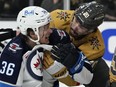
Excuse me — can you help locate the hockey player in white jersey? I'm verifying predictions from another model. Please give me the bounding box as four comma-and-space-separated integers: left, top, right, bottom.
0, 6, 58, 87
0, 6, 80, 87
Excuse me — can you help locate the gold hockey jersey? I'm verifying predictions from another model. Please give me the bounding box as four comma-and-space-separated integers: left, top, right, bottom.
44, 9, 105, 86
50, 9, 105, 60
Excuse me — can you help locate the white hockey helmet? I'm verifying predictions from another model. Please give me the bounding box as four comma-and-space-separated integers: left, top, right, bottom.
17, 6, 51, 44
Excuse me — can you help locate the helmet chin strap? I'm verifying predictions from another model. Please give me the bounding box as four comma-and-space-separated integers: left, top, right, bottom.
28, 37, 40, 44
28, 26, 41, 44
28, 32, 40, 45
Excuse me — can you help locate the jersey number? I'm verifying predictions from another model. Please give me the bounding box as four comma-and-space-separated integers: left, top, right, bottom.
0, 61, 15, 76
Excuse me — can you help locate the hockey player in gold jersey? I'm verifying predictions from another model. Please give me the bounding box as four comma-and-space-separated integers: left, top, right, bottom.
106, 47, 116, 87
43, 1, 109, 87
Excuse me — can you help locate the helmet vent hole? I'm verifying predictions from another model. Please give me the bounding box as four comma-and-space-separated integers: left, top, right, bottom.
37, 22, 40, 23
22, 16, 26, 18
35, 28, 37, 31
35, 13, 38, 15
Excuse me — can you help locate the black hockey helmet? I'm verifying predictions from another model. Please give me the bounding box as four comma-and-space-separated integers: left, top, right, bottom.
74, 1, 105, 30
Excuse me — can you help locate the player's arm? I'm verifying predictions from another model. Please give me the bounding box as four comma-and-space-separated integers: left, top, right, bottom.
51, 43, 93, 84
43, 51, 80, 86
0, 28, 17, 52
43, 28, 80, 86
0, 28, 20, 42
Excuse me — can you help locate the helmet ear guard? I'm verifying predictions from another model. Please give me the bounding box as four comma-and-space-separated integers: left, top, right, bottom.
74, 1, 106, 30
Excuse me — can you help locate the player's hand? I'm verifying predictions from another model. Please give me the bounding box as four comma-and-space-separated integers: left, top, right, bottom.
51, 43, 79, 69
51, 43, 87, 74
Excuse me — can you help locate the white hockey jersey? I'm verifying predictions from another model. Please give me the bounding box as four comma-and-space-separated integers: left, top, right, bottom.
0, 34, 58, 87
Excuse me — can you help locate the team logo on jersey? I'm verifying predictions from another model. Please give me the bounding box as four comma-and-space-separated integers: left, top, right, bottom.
56, 11, 70, 21
57, 30, 66, 40
9, 43, 22, 52
26, 50, 43, 80
89, 36, 101, 50
33, 58, 43, 71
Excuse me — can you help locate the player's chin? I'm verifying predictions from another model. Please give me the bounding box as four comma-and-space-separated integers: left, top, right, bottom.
40, 38, 49, 44
70, 30, 78, 37
45, 38, 50, 44
45, 37, 50, 44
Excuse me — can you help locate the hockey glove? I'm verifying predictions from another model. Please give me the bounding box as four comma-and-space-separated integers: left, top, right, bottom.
51, 43, 86, 74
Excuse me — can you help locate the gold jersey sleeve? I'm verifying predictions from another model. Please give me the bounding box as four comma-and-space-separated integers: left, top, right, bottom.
109, 48, 116, 82
110, 63, 116, 82
43, 51, 80, 86
50, 9, 105, 60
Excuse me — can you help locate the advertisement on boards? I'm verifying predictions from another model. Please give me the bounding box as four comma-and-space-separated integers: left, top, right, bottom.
98, 22, 116, 66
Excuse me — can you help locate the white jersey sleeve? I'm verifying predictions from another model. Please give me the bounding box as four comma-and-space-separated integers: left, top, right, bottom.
72, 60, 93, 84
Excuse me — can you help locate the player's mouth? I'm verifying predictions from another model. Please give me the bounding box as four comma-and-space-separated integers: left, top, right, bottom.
45, 36, 49, 40
70, 28, 78, 36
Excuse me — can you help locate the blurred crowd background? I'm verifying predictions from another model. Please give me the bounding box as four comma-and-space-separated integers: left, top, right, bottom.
0, 0, 116, 21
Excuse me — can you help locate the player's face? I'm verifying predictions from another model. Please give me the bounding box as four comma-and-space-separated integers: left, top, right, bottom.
70, 17, 91, 38
39, 23, 53, 44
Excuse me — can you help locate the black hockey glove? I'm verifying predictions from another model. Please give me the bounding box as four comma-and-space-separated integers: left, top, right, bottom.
49, 28, 71, 45
51, 43, 85, 74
